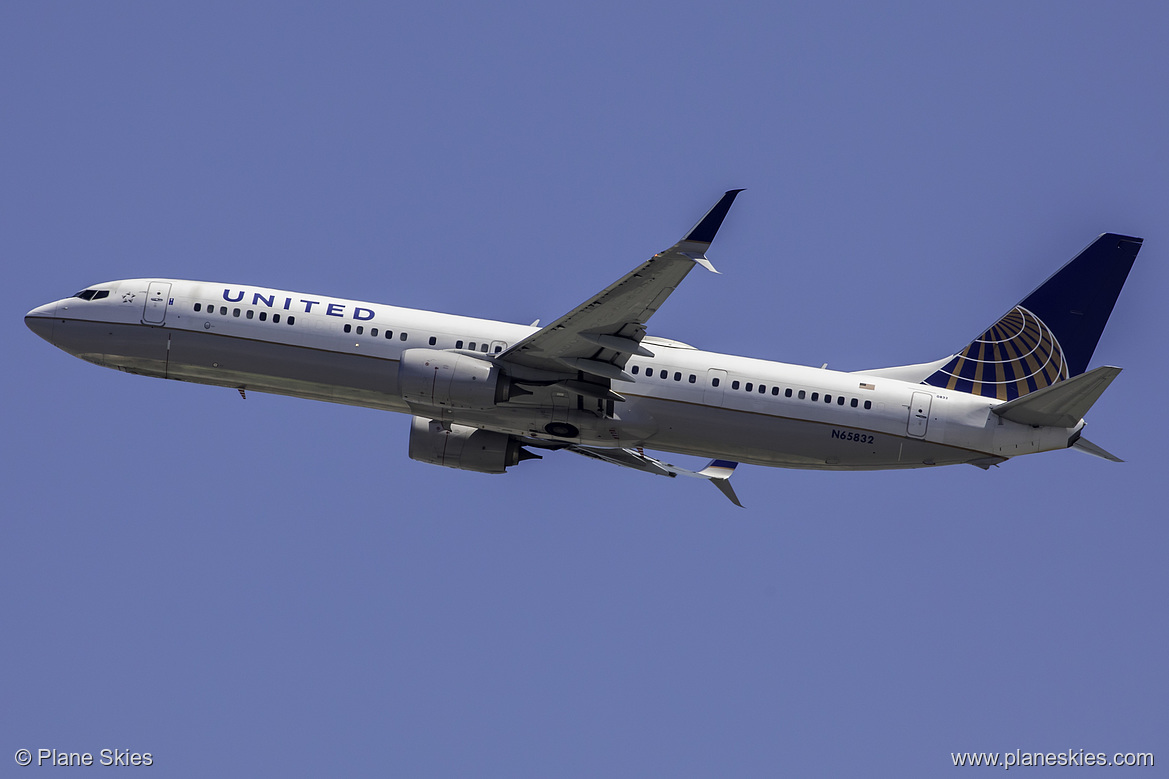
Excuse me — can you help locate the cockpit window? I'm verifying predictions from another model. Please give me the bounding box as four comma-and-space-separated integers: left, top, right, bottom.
72, 289, 110, 300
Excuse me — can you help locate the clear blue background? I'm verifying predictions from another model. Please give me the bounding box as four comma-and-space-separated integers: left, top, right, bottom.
3, 3, 1166, 775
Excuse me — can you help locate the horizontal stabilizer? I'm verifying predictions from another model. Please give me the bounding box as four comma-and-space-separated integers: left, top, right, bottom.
1072, 436, 1124, 463
992, 365, 1121, 428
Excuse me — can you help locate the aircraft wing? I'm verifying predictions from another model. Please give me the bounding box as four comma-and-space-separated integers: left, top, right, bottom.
563, 445, 744, 507
496, 190, 743, 387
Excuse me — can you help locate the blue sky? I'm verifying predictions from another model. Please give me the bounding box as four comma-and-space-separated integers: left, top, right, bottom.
3, 3, 1166, 775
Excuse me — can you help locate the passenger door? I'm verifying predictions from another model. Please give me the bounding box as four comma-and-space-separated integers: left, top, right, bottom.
142, 282, 171, 325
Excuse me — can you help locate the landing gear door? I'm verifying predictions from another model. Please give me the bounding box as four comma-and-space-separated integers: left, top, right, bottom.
143, 282, 171, 325
907, 391, 932, 437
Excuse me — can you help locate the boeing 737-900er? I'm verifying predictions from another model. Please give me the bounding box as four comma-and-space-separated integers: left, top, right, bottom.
26, 191, 1141, 506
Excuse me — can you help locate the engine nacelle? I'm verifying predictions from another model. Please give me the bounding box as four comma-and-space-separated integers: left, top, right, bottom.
408, 416, 528, 474
398, 348, 509, 409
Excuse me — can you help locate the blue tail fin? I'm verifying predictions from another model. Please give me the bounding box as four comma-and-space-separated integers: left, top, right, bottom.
923, 234, 1141, 400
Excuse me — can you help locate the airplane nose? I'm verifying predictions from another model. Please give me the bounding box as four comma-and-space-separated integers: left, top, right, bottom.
25, 302, 58, 344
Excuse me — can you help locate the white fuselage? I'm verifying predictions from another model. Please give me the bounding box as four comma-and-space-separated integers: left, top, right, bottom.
25, 278, 1081, 470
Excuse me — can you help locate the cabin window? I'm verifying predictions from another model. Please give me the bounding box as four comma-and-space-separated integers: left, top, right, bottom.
711, 378, 720, 387
732, 380, 740, 390
385, 331, 393, 339
688, 374, 696, 384
631, 366, 639, 375
259, 312, 267, 321
220, 306, 228, 315
674, 372, 681, 381
356, 326, 364, 335
851, 398, 858, 408
371, 328, 378, 337
456, 340, 464, 349
273, 314, 281, 323
246, 310, 254, 320
344, 324, 352, 333
480, 343, 488, 352
287, 316, 295, 325
824, 394, 831, 403
837, 396, 845, 405
798, 390, 806, 400
759, 384, 766, 394
745, 382, 753, 392
494, 345, 503, 353
193, 303, 201, 312
400, 332, 407, 341
785, 388, 792, 397
772, 386, 779, 396
811, 392, 819, 401
864, 400, 872, 410
468, 342, 476, 350
233, 308, 240, 317
429, 336, 437, 346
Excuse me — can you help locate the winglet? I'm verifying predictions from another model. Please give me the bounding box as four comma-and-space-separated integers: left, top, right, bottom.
683, 189, 744, 244
698, 459, 743, 508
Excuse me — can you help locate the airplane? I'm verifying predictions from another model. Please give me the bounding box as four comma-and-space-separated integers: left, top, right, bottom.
25, 191, 1141, 506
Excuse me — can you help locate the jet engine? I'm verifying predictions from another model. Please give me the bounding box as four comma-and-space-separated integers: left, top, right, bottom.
398, 349, 511, 409
408, 416, 537, 474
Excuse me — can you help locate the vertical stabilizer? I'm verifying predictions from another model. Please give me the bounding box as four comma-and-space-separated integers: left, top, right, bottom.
922, 234, 1141, 400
